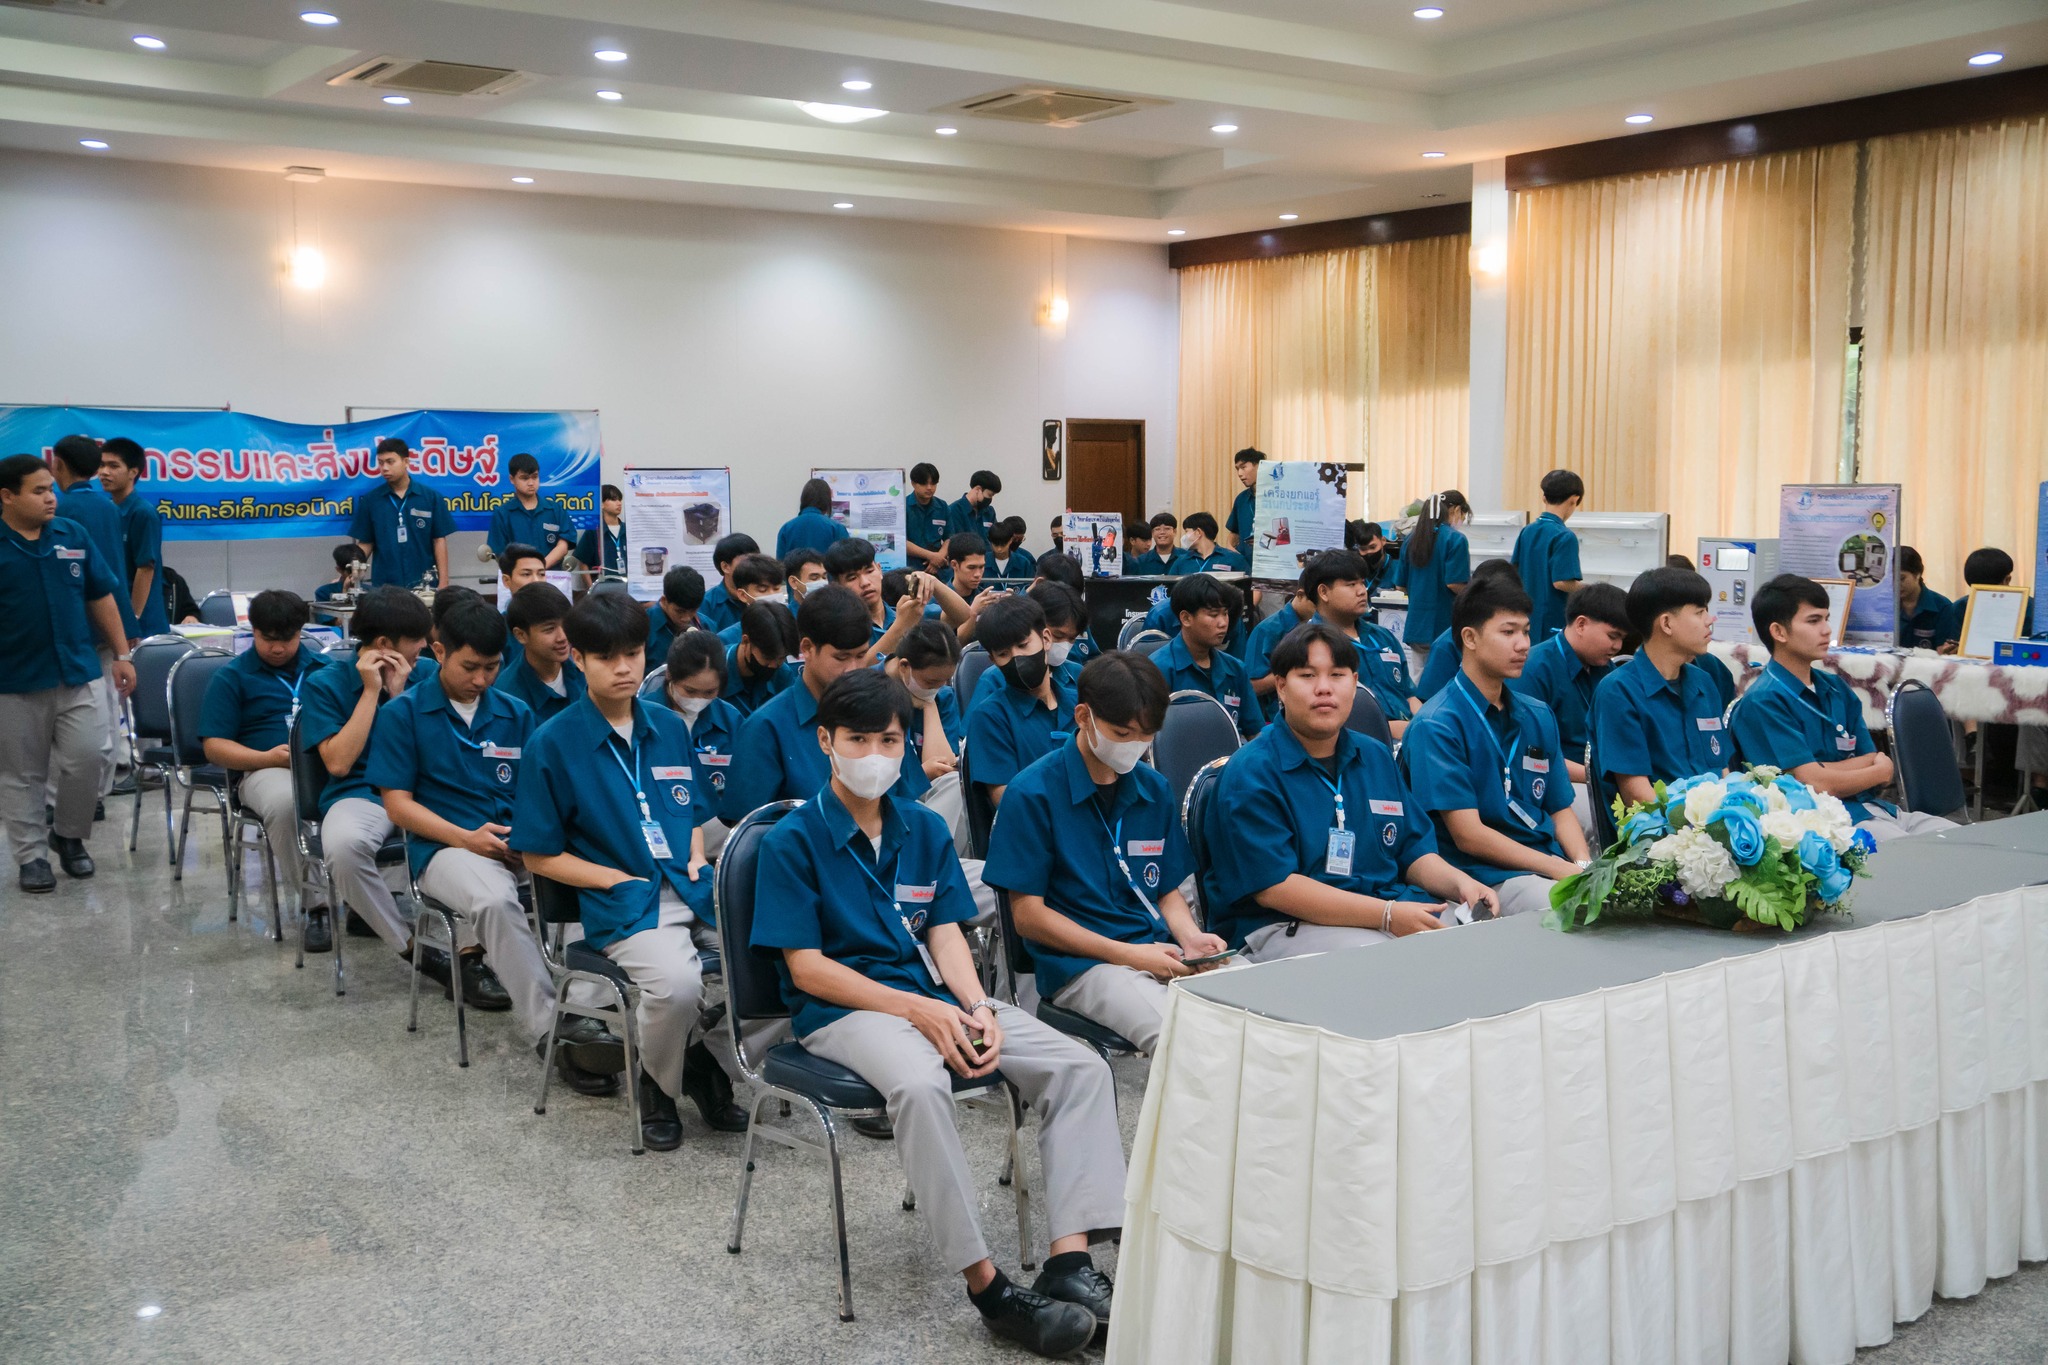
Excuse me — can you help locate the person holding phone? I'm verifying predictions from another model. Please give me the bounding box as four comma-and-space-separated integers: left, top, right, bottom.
822, 536, 970, 660
984, 652, 1227, 1052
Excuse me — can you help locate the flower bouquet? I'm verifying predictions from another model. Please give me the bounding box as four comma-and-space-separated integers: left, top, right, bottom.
1547, 765, 1876, 933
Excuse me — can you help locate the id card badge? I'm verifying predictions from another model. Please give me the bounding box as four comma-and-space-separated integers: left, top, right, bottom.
395, 520, 409, 544
640, 820, 673, 860
1506, 796, 1540, 829
913, 938, 944, 987
1835, 734, 1857, 752
1325, 827, 1355, 877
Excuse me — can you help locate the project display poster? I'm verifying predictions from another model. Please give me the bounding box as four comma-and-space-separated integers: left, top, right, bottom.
1063, 513, 1123, 578
1250, 460, 1349, 582
1776, 483, 1901, 645
813, 468, 907, 571
622, 467, 731, 601
2036, 482, 2048, 637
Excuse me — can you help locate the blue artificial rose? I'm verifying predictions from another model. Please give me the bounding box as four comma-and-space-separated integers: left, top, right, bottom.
1664, 775, 1703, 800
1798, 830, 1839, 879
1722, 786, 1768, 815
1620, 808, 1669, 844
1851, 827, 1877, 857
1775, 775, 1816, 812
1818, 864, 1854, 901
1717, 806, 1766, 866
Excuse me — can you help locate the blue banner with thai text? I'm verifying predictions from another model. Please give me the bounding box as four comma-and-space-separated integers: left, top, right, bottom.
0, 406, 602, 540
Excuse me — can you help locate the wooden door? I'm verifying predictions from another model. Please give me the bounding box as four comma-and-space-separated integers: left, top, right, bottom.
1065, 420, 1145, 526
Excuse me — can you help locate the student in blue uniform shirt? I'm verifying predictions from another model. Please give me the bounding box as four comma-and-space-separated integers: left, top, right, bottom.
905, 462, 952, 571
350, 437, 453, 589
495, 583, 586, 722
1205, 624, 1497, 961
751, 667, 1124, 1357
967, 585, 1083, 716
367, 599, 622, 1093
660, 628, 747, 855
964, 595, 1076, 805
312, 543, 367, 625
514, 593, 748, 1149
1591, 566, 1729, 810
97, 437, 169, 639
497, 542, 550, 602
1246, 587, 1317, 720
1167, 512, 1249, 574
780, 547, 827, 613
985, 518, 1036, 584
50, 436, 138, 791
776, 478, 851, 560
573, 483, 627, 582
1399, 576, 1591, 919
1126, 513, 1178, 576
1894, 546, 1950, 649
1413, 560, 1523, 701
645, 564, 705, 673
826, 537, 970, 657
0, 454, 135, 892
696, 533, 761, 636
1225, 447, 1263, 550
1933, 547, 2031, 651
723, 600, 799, 717
1731, 575, 1956, 841
986, 652, 1227, 1052
1395, 489, 1472, 672
1154, 574, 1261, 740
885, 622, 971, 847
1350, 520, 1399, 593
945, 469, 1002, 539
1276, 549, 1420, 737
486, 453, 574, 567
1508, 581, 1628, 828
198, 590, 327, 929
1511, 469, 1584, 641
1693, 647, 1739, 710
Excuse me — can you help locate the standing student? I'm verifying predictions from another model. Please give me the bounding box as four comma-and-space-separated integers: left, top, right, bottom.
497, 543, 549, 599
645, 565, 706, 673
985, 652, 1228, 1052
1511, 469, 1585, 641
1894, 546, 1950, 650
1225, 448, 1263, 549
350, 437, 453, 589
573, 483, 628, 581
1732, 575, 1955, 840
1395, 489, 1472, 674
963, 594, 1076, 806
662, 628, 745, 856
485, 453, 573, 567
1349, 521, 1399, 593
696, 533, 761, 636
1155, 574, 1262, 739
50, 435, 137, 791
752, 668, 1123, 1357
1399, 576, 1591, 918
723, 600, 799, 717
905, 463, 951, 570
197, 590, 328, 935
946, 470, 1002, 540
1167, 513, 1249, 574
1590, 566, 1727, 808
495, 582, 586, 722
1206, 624, 1497, 961
1127, 513, 1179, 576
776, 478, 850, 560
1046, 516, 1065, 557
985, 519, 1036, 584
0, 454, 135, 892
313, 543, 368, 624
1507, 581, 1628, 828
514, 592, 747, 1149
97, 437, 169, 639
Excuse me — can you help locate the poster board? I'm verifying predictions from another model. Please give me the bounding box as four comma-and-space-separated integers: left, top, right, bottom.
1249, 461, 1348, 582
1698, 538, 1780, 645
813, 468, 907, 572
1063, 513, 1123, 578
1777, 484, 1900, 645
1813, 578, 1855, 645
621, 467, 731, 601
1957, 586, 2029, 659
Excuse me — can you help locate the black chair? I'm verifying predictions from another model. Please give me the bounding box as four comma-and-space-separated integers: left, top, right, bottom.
1126, 629, 1170, 655
716, 801, 1029, 1322
1585, 736, 1619, 849
639, 664, 669, 699
1346, 685, 1393, 748
953, 644, 991, 711
530, 875, 648, 1153
1888, 680, 1970, 822
166, 649, 280, 934
1179, 758, 1230, 931
287, 718, 410, 993
127, 634, 194, 857
590, 580, 633, 599
196, 590, 241, 627
990, 884, 1141, 1057
1154, 691, 1241, 810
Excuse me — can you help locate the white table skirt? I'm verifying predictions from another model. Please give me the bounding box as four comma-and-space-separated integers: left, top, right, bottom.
1107, 884, 2048, 1365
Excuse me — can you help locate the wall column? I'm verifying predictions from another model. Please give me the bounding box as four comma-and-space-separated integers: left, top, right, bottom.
1467, 156, 1510, 508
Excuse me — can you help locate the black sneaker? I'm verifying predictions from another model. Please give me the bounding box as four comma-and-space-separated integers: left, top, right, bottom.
110, 771, 139, 797
680, 1041, 747, 1131
344, 909, 379, 939
976, 1280, 1097, 1358
19, 859, 55, 894
452, 953, 512, 1011
405, 943, 453, 990
50, 836, 94, 879
302, 907, 334, 954
93, 800, 105, 822
637, 1070, 683, 1151
1032, 1258, 1114, 1329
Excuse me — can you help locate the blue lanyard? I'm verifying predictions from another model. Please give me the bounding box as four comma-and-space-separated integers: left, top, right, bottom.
604, 730, 653, 821
845, 840, 930, 951
1305, 760, 1348, 829
389, 489, 410, 516
1552, 634, 1592, 707
275, 663, 310, 715
1092, 804, 1163, 922
1452, 674, 1521, 797
1762, 666, 1848, 737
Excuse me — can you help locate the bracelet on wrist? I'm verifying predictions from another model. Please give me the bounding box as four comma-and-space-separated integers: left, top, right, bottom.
1380, 900, 1394, 935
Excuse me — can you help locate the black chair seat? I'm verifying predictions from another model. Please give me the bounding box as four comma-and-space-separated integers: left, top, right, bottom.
760, 1041, 1002, 1111
564, 938, 633, 988
139, 744, 175, 767
1037, 1000, 1139, 1054
375, 835, 407, 865
191, 763, 230, 790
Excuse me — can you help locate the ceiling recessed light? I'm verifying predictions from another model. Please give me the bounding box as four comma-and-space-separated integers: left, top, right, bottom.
1210, 123, 1238, 134
795, 101, 887, 123
79, 139, 109, 150
935, 126, 958, 136
1167, 228, 1186, 236
1414, 6, 1445, 17
511, 176, 534, 184
136, 1306, 163, 1320
594, 49, 628, 62
382, 94, 411, 105
841, 80, 872, 91
1625, 113, 1654, 124
832, 201, 854, 209
1422, 150, 1445, 158
1279, 213, 1299, 221
1969, 51, 2005, 66
299, 11, 339, 25
596, 89, 623, 101
131, 35, 166, 49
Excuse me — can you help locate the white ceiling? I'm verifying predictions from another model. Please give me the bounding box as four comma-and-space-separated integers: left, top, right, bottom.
0, 0, 2040, 239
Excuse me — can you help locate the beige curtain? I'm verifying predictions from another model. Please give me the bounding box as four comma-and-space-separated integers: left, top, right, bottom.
1369, 234, 1472, 514
1507, 147, 1856, 558
1861, 114, 2048, 593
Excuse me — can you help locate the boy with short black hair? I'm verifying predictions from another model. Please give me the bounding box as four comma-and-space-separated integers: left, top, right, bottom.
487, 453, 573, 567
724, 600, 798, 716
947, 470, 1002, 539
1128, 513, 1179, 577
827, 537, 969, 655
1591, 566, 1727, 808
573, 483, 627, 581
964, 594, 1075, 806
97, 436, 169, 638
1225, 448, 1263, 549
497, 582, 586, 721
986, 518, 1036, 583
698, 533, 761, 635
314, 542, 368, 623
1511, 468, 1585, 640
780, 547, 827, 611
1255, 549, 1419, 737
1168, 511, 1249, 574
777, 478, 850, 560
1895, 546, 1949, 650
1413, 559, 1523, 702
351, 437, 452, 589
647, 564, 706, 672
1157, 573, 1261, 739
498, 542, 549, 598
906, 462, 950, 569
1935, 547, 2028, 652
1508, 580, 1628, 825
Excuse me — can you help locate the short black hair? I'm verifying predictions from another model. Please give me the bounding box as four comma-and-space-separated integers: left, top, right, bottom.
910, 462, 940, 485
667, 627, 728, 685
375, 437, 408, 457
1269, 621, 1358, 677
977, 593, 1046, 656
740, 599, 796, 657
0, 452, 48, 493
331, 542, 367, 570
506, 581, 572, 633
881, 568, 912, 603
53, 434, 100, 478
1471, 557, 1521, 588
823, 537, 876, 580
1626, 566, 1712, 638
1540, 469, 1584, 504
945, 532, 988, 564
102, 436, 145, 471
1301, 548, 1368, 602
1169, 572, 1242, 621
986, 520, 1019, 551
1964, 547, 2014, 586
1666, 553, 1697, 571
1026, 581, 1084, 634
968, 469, 1002, 495
430, 585, 483, 631
1565, 581, 1629, 632
1751, 573, 1830, 646
1147, 511, 1179, 532
1232, 447, 1265, 468
800, 477, 832, 513
497, 542, 545, 576
1897, 545, 1925, 577
247, 588, 309, 639
1033, 551, 1083, 592
563, 589, 647, 657
816, 666, 913, 738
350, 585, 432, 645
897, 621, 961, 672
1078, 652, 1169, 732
1452, 573, 1533, 639
601, 483, 622, 502
797, 583, 873, 651
713, 533, 758, 572
508, 452, 539, 477
661, 564, 706, 610
731, 553, 784, 593
782, 546, 824, 580
1182, 511, 1218, 540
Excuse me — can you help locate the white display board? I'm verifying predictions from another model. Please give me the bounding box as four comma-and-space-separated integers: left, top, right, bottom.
1958, 586, 2029, 660
1249, 460, 1348, 581
1063, 513, 1123, 578
621, 467, 731, 601
813, 467, 907, 571
1465, 511, 1528, 564
1571, 512, 1669, 590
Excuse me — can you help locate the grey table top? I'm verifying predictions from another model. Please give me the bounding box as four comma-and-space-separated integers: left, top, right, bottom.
1182, 814, 2048, 1043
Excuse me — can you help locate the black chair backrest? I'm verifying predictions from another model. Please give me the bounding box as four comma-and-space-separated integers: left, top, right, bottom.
1154, 692, 1241, 809
1116, 617, 1149, 650
197, 591, 239, 627
131, 635, 195, 742
1585, 734, 1619, 848
640, 664, 669, 698
954, 644, 991, 711
288, 718, 328, 823
590, 580, 632, 598
1136, 633, 1172, 658
993, 886, 1035, 987
1346, 685, 1392, 747
1180, 758, 1229, 929
323, 642, 358, 668
167, 649, 234, 765
961, 739, 996, 861
532, 873, 581, 926
715, 801, 804, 1030
1889, 680, 1969, 820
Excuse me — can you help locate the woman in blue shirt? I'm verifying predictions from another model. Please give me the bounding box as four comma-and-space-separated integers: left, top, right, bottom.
1395, 489, 1472, 670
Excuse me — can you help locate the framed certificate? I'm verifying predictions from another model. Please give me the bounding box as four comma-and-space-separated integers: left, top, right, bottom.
1812, 578, 1855, 646
1957, 585, 2029, 659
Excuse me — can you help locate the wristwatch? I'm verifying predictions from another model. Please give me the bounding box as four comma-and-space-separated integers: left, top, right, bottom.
968, 998, 1000, 1016
114, 652, 134, 663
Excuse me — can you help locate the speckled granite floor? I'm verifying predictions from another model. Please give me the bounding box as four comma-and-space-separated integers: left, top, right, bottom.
1, 792, 2042, 1364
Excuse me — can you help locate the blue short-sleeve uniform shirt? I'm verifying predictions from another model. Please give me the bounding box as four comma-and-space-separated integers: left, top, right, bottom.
906, 495, 951, 555
487, 495, 574, 558
1400, 675, 1575, 886
0, 516, 123, 694
1414, 628, 1462, 701
696, 581, 741, 636
1591, 651, 1727, 790
964, 671, 1076, 789
1167, 545, 1250, 575
349, 479, 453, 588
719, 679, 930, 823
905, 686, 965, 767
55, 483, 138, 639
1155, 634, 1262, 739
946, 495, 997, 539
493, 651, 587, 723
575, 520, 628, 577
722, 644, 798, 717
1225, 486, 1257, 546
1899, 589, 1952, 649
1126, 548, 1174, 577
671, 694, 744, 810
1507, 631, 1608, 758
1512, 513, 1581, 640
1395, 526, 1470, 647
298, 655, 436, 815
366, 679, 535, 875
1308, 614, 1416, 725
113, 492, 170, 637
986, 548, 1036, 584
1729, 660, 1890, 821
199, 645, 326, 751
775, 509, 849, 561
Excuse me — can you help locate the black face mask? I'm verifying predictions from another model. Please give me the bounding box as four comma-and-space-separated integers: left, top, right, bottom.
1001, 651, 1048, 693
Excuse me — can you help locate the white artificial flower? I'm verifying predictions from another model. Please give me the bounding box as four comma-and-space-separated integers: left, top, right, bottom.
1670, 826, 1738, 898
1646, 835, 1681, 864
1807, 792, 1854, 850
1763, 784, 1790, 814
1683, 782, 1728, 830
1759, 809, 1807, 848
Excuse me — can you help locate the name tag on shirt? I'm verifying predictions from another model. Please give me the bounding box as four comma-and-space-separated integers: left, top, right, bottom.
1835, 735, 1858, 752
1506, 797, 1541, 829
56, 547, 85, 560
1522, 755, 1549, 773
543, 522, 561, 533
411, 508, 431, 520
895, 883, 936, 903
1368, 799, 1403, 817
1696, 717, 1723, 731
1127, 840, 1165, 857
482, 744, 521, 760
651, 765, 692, 780
1379, 649, 1401, 663
698, 753, 731, 767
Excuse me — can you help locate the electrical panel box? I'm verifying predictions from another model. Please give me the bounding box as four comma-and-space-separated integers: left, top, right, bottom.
1571, 512, 1669, 590
1698, 538, 1780, 645
1465, 511, 1528, 564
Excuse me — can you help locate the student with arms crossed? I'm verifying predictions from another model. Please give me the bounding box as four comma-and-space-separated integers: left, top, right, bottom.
1731, 575, 1955, 840
1399, 576, 1592, 918
495, 582, 586, 722
1154, 573, 1262, 740
1224, 447, 1263, 550
1208, 624, 1497, 961
904, 462, 951, 571
752, 668, 1124, 1357
964, 594, 1076, 807
486, 453, 573, 567
1511, 468, 1584, 641
1590, 566, 1728, 809
644, 565, 705, 674
1507, 580, 1628, 829
985, 652, 1228, 1051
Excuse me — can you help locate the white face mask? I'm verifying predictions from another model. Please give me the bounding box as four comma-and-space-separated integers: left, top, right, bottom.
1045, 641, 1073, 669
830, 748, 899, 800
672, 693, 713, 719
1088, 720, 1150, 775
801, 577, 830, 595
902, 675, 942, 702
1181, 531, 1198, 549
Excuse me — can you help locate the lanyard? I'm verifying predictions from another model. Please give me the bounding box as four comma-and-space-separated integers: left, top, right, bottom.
1093, 805, 1164, 922
604, 731, 653, 822
1306, 760, 1348, 829
846, 840, 931, 956
389, 489, 410, 516
605, 523, 623, 563
1452, 674, 1522, 799
1763, 666, 1848, 737
275, 662, 310, 718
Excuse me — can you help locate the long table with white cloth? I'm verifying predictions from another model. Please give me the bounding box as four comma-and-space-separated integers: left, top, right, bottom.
1107, 815, 2048, 1365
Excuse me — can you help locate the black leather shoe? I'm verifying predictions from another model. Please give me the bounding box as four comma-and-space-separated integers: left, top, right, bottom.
976, 1280, 1097, 1358
344, 909, 379, 939
637, 1070, 684, 1151
1032, 1259, 1115, 1329
110, 771, 139, 797
406, 944, 453, 990
93, 800, 105, 822
555, 1017, 626, 1076
451, 953, 512, 1011
51, 836, 94, 879
850, 1114, 895, 1140
680, 1041, 747, 1131
537, 1038, 620, 1096
19, 859, 55, 894
302, 907, 334, 954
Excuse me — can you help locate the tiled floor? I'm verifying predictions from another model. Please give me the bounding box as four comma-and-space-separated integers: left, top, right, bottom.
1, 791, 2042, 1363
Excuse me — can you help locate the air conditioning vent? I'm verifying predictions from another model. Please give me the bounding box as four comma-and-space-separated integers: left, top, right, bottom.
940, 86, 1162, 128
328, 57, 534, 98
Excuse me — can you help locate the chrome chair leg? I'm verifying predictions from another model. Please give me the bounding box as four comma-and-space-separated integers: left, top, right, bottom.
618, 982, 643, 1156
127, 775, 143, 852
406, 927, 424, 1034
173, 784, 195, 881
162, 774, 174, 860
820, 1106, 856, 1322
727, 1090, 773, 1254
262, 832, 283, 942
450, 935, 470, 1069
534, 977, 571, 1116
222, 805, 239, 921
